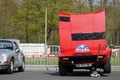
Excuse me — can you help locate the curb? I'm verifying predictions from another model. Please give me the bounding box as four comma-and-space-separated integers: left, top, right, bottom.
112, 66, 120, 71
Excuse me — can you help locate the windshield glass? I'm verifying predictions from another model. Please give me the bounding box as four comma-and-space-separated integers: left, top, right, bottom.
0, 40, 13, 50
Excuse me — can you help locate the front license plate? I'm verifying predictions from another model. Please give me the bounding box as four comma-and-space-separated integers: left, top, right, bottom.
75, 64, 92, 67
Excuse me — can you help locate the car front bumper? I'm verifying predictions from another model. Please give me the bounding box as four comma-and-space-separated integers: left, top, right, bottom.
0, 64, 9, 70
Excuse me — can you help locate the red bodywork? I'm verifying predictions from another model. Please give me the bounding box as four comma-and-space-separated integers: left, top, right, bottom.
58, 10, 112, 68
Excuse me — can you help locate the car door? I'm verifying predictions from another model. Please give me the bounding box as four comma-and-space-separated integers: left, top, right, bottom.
13, 42, 22, 68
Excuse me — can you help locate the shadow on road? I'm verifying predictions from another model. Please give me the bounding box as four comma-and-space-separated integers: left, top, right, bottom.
45, 70, 109, 77
0, 69, 23, 75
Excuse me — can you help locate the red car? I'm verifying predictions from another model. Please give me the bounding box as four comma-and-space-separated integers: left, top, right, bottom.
58, 10, 112, 76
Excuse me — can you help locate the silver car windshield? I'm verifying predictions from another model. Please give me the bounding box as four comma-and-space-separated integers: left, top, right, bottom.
0, 41, 13, 50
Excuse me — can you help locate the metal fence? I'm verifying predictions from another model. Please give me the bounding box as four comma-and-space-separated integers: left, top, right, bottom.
111, 46, 120, 66
20, 45, 120, 66
20, 45, 59, 65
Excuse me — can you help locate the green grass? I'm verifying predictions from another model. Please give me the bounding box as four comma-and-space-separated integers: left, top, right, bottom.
25, 57, 58, 65
111, 56, 120, 66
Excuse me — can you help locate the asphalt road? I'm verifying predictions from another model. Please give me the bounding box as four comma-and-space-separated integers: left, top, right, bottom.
0, 66, 120, 80
0, 70, 120, 80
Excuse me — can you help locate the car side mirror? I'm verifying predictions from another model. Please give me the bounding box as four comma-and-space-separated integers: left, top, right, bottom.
16, 49, 20, 53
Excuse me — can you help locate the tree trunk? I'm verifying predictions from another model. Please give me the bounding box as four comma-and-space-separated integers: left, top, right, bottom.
88, 0, 94, 12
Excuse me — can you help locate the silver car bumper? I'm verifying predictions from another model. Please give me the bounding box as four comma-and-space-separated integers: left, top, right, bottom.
0, 64, 9, 70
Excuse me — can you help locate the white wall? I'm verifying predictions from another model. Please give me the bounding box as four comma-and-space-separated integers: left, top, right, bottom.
19, 43, 50, 54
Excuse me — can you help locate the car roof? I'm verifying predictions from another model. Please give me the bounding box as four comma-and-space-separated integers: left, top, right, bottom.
0, 39, 20, 45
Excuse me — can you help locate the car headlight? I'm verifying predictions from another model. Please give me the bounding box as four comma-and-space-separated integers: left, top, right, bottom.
0, 54, 8, 64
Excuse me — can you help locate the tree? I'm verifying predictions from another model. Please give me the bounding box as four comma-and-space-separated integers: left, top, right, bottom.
13, 0, 45, 43
0, 0, 18, 39
0, 0, 120, 45
88, 0, 94, 12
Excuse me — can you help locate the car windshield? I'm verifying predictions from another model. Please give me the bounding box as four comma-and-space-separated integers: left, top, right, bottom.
0, 40, 13, 50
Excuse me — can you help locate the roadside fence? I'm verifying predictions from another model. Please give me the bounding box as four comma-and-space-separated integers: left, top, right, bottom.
20, 44, 59, 65
19, 44, 120, 66
111, 46, 120, 66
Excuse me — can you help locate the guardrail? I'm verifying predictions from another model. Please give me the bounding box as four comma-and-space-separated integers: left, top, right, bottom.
20, 45, 120, 66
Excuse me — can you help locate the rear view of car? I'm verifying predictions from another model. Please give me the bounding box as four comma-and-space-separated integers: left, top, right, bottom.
58, 10, 112, 76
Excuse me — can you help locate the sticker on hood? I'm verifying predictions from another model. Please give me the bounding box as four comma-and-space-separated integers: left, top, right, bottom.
75, 44, 90, 52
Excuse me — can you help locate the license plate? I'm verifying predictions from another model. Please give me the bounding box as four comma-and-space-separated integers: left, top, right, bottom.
75, 64, 92, 67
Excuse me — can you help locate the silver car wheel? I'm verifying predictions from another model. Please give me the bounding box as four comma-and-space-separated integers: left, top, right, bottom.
10, 61, 13, 72
18, 60, 25, 72
6, 59, 14, 74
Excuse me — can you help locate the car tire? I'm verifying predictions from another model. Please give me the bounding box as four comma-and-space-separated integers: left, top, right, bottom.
104, 58, 111, 73
59, 61, 67, 76
6, 59, 14, 74
18, 60, 25, 72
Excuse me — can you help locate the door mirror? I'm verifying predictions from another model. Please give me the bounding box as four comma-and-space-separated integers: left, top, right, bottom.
15, 48, 20, 53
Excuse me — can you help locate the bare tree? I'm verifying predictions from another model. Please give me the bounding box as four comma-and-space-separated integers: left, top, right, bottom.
88, 0, 94, 12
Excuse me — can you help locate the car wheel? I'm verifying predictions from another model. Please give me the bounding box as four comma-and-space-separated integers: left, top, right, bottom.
59, 61, 67, 76
104, 58, 111, 73
6, 59, 14, 74
18, 60, 25, 72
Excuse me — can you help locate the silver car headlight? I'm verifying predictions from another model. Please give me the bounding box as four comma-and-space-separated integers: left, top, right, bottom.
0, 54, 8, 64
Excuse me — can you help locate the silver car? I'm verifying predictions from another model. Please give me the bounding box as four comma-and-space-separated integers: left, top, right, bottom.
0, 39, 25, 74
